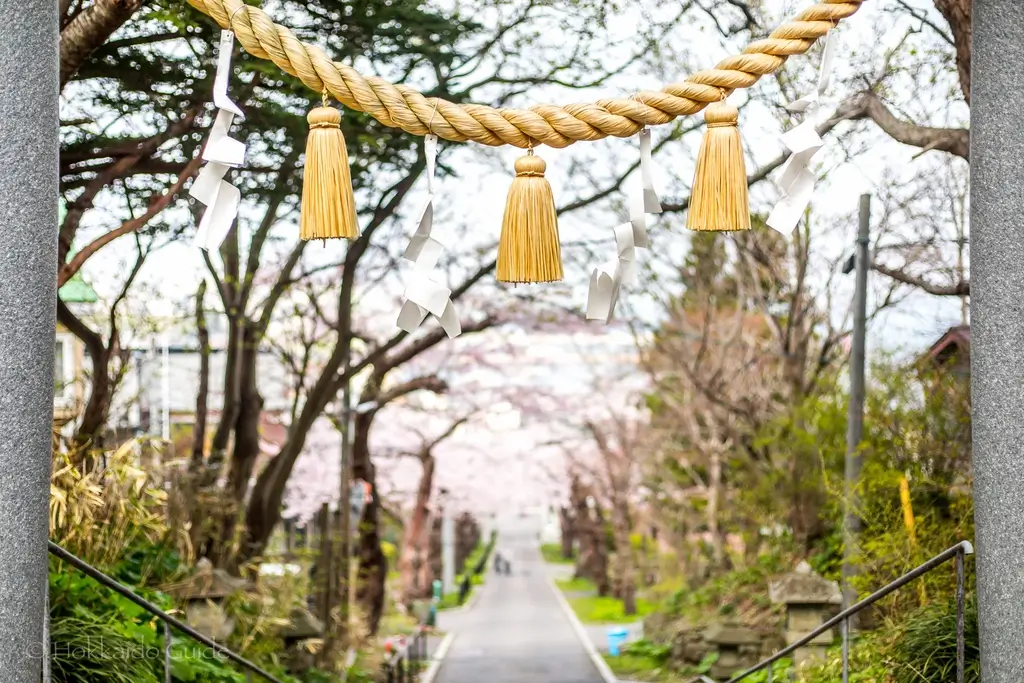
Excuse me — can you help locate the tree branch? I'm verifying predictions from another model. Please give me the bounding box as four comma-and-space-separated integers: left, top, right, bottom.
59, 0, 145, 87
872, 262, 969, 296
60, 155, 201, 286
851, 90, 969, 160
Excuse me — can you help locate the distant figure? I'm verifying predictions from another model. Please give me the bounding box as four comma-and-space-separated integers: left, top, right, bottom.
493, 550, 503, 574
503, 556, 512, 575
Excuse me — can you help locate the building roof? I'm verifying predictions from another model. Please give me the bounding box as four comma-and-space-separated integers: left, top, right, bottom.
925, 325, 970, 365
58, 270, 98, 303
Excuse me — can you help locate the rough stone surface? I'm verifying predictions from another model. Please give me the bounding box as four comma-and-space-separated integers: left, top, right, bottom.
971, 3, 1024, 681
703, 623, 761, 646
0, 0, 59, 680
435, 518, 602, 683
768, 569, 841, 606
170, 557, 252, 600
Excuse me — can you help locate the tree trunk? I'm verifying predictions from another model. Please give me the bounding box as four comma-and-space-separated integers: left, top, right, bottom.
933, 0, 972, 103
190, 280, 209, 470
59, 0, 145, 87
353, 408, 386, 634
398, 454, 435, 606
573, 495, 610, 596
608, 493, 636, 616
204, 329, 264, 568
75, 346, 112, 452
559, 506, 575, 559
707, 449, 725, 569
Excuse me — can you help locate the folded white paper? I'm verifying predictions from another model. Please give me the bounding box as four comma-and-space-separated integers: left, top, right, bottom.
396, 135, 462, 338
191, 30, 246, 251
639, 128, 662, 214
213, 30, 244, 118
585, 129, 664, 323
769, 30, 837, 234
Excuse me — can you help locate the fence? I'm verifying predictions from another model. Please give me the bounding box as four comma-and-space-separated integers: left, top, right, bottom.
382, 628, 429, 683
691, 540, 974, 683
49, 541, 434, 683
47, 541, 287, 683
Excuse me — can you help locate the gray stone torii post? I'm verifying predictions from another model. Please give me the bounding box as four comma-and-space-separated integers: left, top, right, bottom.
971, 4, 1024, 682
0, 0, 58, 680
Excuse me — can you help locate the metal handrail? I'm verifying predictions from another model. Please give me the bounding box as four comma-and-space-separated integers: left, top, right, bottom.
708, 540, 974, 683
48, 541, 287, 683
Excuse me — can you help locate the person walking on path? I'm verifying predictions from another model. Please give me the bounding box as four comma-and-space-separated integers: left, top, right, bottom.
436, 520, 603, 683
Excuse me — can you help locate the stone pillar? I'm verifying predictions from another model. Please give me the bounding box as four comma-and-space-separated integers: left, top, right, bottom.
769, 562, 841, 666
971, 3, 1024, 680
0, 0, 59, 680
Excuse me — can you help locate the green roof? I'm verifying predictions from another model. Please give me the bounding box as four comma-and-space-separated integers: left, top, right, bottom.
59, 272, 98, 303
57, 201, 99, 303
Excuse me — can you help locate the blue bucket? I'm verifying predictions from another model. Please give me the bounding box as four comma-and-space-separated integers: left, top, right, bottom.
606, 626, 629, 657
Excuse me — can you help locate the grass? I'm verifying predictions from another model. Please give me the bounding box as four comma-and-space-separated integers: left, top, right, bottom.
556, 575, 654, 623
540, 543, 575, 564
602, 639, 677, 682
570, 594, 655, 624
556, 576, 597, 593
437, 533, 496, 611
603, 653, 678, 682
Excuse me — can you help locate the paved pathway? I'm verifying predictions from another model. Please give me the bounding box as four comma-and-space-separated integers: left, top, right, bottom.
435, 517, 605, 683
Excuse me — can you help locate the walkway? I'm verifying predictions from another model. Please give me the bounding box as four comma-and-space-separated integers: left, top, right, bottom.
435, 517, 605, 683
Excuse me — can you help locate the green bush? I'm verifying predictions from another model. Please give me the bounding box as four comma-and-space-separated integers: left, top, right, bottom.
799, 597, 979, 683
889, 595, 980, 683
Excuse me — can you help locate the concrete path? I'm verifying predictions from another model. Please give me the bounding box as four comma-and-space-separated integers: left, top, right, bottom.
435, 517, 605, 683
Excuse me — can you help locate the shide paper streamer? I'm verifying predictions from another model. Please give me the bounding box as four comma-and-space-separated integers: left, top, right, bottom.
191, 30, 246, 251
767, 30, 837, 234
397, 134, 462, 339
586, 129, 662, 323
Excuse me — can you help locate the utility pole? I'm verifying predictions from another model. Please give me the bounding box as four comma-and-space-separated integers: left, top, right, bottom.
337, 346, 353, 639
0, 0, 58, 679
161, 330, 170, 441
841, 194, 870, 620
972, 4, 1024, 680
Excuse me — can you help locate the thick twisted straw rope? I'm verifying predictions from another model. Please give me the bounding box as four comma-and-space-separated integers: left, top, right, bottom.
187, 0, 863, 149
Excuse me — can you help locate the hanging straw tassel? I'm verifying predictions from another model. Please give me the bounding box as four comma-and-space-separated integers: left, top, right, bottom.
300, 102, 358, 240
687, 101, 750, 232
497, 150, 563, 283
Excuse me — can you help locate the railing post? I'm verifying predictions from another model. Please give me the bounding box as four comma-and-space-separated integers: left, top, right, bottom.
841, 617, 849, 683
956, 548, 966, 683
164, 621, 172, 683
0, 0, 60, 680
42, 581, 50, 683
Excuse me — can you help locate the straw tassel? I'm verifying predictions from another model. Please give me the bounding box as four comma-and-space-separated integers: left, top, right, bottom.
300, 103, 358, 240
497, 151, 563, 283
687, 101, 750, 233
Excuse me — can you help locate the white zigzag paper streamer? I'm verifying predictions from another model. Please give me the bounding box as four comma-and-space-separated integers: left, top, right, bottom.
396, 135, 462, 339
586, 129, 662, 323
190, 30, 246, 251
767, 30, 837, 234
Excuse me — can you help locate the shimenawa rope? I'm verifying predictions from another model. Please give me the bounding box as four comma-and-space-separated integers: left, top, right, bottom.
185, 0, 864, 149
